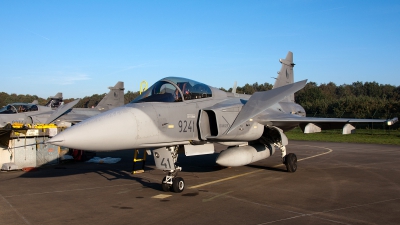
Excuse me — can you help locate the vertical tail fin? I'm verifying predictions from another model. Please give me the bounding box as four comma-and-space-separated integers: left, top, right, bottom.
273, 51, 295, 102
232, 81, 239, 97
52, 92, 63, 99
232, 81, 237, 94
95, 82, 125, 110
44, 92, 64, 108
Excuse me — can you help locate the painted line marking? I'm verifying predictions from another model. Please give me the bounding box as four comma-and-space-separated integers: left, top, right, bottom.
202, 191, 233, 202
152, 194, 172, 199
296, 145, 333, 162
256, 197, 400, 225
0, 194, 31, 224
189, 145, 333, 189
190, 169, 267, 189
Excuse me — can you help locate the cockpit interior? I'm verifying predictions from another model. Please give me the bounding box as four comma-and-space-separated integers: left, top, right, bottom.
131, 77, 212, 103
0, 103, 39, 114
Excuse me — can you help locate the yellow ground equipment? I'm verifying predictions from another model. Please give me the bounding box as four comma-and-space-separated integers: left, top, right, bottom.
132, 149, 147, 174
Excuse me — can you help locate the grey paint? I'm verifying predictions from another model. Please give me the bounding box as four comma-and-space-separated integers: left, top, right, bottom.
227, 80, 307, 134
273, 51, 295, 102
216, 144, 275, 167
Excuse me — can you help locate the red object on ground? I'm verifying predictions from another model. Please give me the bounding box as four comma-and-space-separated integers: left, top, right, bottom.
22, 167, 37, 172
72, 149, 83, 161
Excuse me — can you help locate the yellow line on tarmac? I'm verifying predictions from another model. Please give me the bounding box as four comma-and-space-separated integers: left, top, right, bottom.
189, 169, 265, 189
189, 145, 333, 189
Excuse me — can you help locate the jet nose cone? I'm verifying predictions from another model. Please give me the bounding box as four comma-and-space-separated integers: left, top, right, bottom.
48, 107, 137, 151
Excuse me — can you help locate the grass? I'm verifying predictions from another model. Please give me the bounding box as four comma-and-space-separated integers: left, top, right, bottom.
285, 127, 400, 145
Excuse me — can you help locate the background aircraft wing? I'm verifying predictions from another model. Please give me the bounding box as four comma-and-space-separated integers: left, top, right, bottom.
45, 99, 80, 124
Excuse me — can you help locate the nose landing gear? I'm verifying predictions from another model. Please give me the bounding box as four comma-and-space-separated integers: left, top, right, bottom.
154, 146, 185, 193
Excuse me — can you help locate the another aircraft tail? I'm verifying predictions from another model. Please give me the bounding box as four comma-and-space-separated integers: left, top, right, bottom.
273, 51, 295, 102
44, 92, 63, 108
95, 82, 125, 110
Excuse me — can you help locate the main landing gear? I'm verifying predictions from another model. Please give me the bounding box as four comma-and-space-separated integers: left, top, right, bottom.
153, 146, 185, 193
275, 143, 297, 173
284, 153, 297, 172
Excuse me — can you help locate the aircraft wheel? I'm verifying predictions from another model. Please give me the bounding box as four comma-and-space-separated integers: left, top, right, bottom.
161, 177, 171, 192
285, 153, 297, 173
172, 177, 185, 193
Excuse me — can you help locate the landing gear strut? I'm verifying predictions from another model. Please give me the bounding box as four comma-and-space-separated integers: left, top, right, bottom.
153, 146, 185, 193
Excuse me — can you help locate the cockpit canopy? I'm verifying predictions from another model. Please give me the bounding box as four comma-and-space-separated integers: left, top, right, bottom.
131, 77, 212, 103
0, 103, 39, 114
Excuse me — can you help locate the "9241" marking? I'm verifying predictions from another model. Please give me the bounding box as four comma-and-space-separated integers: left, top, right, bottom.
178, 120, 195, 132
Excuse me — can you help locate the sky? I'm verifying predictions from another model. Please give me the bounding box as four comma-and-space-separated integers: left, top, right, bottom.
1, 0, 400, 98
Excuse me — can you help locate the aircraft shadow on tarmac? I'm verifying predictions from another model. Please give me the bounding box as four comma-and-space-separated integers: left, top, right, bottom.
13, 152, 220, 191
15, 150, 286, 191
16, 160, 162, 190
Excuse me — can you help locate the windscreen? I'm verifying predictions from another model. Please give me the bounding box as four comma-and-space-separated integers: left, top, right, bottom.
130, 81, 182, 103
130, 77, 212, 103
0, 104, 39, 114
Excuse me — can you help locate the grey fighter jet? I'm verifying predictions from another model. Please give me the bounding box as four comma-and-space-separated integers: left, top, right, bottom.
0, 91, 63, 117
0, 93, 73, 128
0, 82, 124, 128
48, 52, 398, 193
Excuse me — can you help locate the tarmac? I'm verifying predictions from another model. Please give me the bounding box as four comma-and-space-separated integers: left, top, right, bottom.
0, 140, 399, 225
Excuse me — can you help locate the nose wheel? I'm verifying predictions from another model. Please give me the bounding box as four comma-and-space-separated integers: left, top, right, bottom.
161, 177, 171, 192
161, 175, 185, 193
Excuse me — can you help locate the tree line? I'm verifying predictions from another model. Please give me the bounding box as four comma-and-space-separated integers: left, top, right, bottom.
1, 80, 399, 123
221, 81, 399, 123
295, 81, 399, 120
0, 91, 141, 109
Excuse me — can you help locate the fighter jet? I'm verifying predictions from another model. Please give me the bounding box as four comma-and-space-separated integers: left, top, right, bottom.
1, 91, 63, 115
0, 82, 124, 128
0, 92, 72, 128
48, 52, 398, 193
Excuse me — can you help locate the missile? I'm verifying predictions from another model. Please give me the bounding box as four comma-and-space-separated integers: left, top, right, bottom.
216, 144, 275, 167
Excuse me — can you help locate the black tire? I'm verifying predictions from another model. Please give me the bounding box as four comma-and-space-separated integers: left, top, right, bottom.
161, 177, 171, 192
172, 177, 185, 193
285, 153, 297, 173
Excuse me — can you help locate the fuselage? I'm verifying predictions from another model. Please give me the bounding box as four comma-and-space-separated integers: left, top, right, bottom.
48, 77, 306, 151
